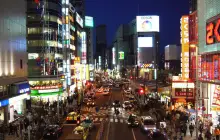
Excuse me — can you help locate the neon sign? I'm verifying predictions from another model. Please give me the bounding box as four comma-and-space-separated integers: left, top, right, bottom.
206, 16, 220, 45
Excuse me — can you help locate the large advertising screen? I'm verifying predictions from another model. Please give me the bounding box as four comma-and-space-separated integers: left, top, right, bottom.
85, 16, 94, 27
138, 37, 153, 47
81, 32, 87, 64
136, 16, 159, 32
119, 52, 124, 60
76, 12, 83, 28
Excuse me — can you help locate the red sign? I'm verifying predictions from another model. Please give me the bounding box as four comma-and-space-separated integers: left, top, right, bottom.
175, 92, 193, 97
206, 15, 220, 45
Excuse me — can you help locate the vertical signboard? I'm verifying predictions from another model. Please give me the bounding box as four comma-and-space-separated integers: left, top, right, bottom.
112, 47, 116, 65
81, 32, 87, 64
181, 15, 189, 80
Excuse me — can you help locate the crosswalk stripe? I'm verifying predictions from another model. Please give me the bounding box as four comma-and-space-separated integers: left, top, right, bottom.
115, 119, 118, 122
110, 118, 113, 122
120, 119, 123, 123
99, 118, 103, 121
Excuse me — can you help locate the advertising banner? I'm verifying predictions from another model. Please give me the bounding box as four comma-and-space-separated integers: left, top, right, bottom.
181, 15, 189, 80
76, 12, 83, 28
119, 51, 124, 60
212, 85, 220, 106
136, 16, 159, 32
85, 16, 94, 27
112, 47, 116, 65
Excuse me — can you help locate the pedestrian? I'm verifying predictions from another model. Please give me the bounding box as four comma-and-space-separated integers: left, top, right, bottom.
205, 130, 212, 140
189, 123, 194, 137
198, 134, 203, 140
19, 121, 23, 136
8, 123, 13, 135
181, 123, 187, 137
14, 124, 19, 137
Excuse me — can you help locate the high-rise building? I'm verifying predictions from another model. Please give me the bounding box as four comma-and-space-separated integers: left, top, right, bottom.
71, 0, 85, 17
197, 0, 220, 126
0, 0, 30, 124
96, 25, 107, 70
164, 45, 181, 74
189, 0, 197, 14
27, 0, 64, 102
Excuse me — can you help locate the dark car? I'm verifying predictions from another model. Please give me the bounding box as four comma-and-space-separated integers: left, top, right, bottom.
43, 125, 62, 139
113, 100, 121, 108
86, 99, 95, 106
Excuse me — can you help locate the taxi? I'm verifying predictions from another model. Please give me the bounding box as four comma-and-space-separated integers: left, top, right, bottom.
72, 126, 89, 140
66, 112, 79, 123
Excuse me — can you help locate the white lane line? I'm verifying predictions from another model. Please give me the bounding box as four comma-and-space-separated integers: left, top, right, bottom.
115, 119, 118, 122
120, 119, 123, 123
99, 118, 103, 121
94, 118, 98, 122
110, 118, 113, 122
132, 128, 137, 140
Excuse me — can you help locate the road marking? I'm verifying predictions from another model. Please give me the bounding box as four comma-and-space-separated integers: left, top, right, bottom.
131, 128, 137, 140
115, 119, 118, 122
120, 119, 123, 123
110, 118, 113, 122
99, 118, 103, 121
105, 121, 111, 140
94, 118, 98, 122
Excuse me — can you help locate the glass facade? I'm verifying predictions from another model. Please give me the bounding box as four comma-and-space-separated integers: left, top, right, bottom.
27, 0, 63, 77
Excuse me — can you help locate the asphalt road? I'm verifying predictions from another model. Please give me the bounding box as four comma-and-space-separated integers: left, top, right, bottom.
59, 86, 147, 140
103, 87, 146, 140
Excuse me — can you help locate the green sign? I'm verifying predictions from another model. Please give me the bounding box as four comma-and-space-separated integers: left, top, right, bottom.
30, 88, 63, 96
71, 25, 75, 32
85, 16, 94, 28
119, 51, 124, 60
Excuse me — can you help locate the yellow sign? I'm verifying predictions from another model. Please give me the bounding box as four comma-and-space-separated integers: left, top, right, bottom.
74, 57, 80, 63
181, 15, 189, 80
181, 16, 189, 45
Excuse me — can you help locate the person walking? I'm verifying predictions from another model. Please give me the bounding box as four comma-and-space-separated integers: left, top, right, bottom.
198, 134, 203, 140
8, 123, 13, 135
189, 123, 194, 137
181, 123, 187, 137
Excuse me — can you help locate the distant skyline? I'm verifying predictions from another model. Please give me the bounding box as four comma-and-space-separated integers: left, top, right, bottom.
85, 0, 189, 52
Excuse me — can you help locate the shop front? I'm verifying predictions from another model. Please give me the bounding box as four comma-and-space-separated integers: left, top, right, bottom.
171, 81, 195, 111
30, 88, 63, 103
0, 99, 9, 124
158, 86, 171, 105
8, 94, 30, 122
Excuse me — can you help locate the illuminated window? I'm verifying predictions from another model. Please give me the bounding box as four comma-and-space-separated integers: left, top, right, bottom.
28, 40, 59, 47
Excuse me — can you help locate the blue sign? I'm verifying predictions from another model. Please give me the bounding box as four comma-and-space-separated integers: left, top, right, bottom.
18, 83, 30, 94
0, 99, 9, 107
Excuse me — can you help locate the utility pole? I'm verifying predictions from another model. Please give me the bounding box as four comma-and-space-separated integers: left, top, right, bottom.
195, 46, 199, 139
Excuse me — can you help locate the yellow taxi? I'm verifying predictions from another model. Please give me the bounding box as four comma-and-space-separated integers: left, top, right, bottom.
72, 126, 89, 140
66, 112, 79, 123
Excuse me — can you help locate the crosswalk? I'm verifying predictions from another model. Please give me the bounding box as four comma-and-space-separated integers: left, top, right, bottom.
92, 117, 128, 124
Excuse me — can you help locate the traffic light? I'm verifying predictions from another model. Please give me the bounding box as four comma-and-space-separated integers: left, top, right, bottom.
139, 89, 144, 95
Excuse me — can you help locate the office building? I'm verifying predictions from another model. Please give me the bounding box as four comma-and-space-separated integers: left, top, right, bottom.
0, 0, 30, 124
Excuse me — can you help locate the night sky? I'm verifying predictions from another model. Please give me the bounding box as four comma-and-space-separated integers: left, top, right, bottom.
85, 0, 189, 53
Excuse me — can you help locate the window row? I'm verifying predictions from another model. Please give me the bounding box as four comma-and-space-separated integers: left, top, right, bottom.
27, 14, 61, 24
28, 40, 62, 48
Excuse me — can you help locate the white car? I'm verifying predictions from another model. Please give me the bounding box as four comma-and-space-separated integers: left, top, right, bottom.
140, 116, 157, 132
122, 101, 133, 109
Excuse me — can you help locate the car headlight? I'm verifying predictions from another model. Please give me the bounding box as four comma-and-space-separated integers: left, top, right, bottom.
144, 127, 148, 130
128, 122, 131, 125
92, 103, 95, 105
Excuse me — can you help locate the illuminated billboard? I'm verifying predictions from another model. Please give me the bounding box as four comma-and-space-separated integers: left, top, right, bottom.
119, 51, 124, 60
112, 47, 116, 64
85, 16, 94, 27
136, 16, 159, 32
180, 15, 189, 80
138, 37, 153, 47
76, 12, 83, 28
81, 32, 87, 64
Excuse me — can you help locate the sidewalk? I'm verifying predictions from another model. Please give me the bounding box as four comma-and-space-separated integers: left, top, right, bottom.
166, 122, 198, 140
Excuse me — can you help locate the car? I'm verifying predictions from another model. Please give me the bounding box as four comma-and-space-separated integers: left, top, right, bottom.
127, 114, 139, 127
112, 100, 121, 108
122, 101, 133, 109
86, 100, 95, 106
43, 125, 62, 139
96, 87, 103, 93
71, 126, 89, 140
140, 116, 157, 132
124, 89, 131, 94
66, 112, 80, 123
80, 116, 94, 130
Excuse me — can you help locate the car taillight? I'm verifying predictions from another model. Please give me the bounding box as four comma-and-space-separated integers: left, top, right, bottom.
66, 117, 70, 120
